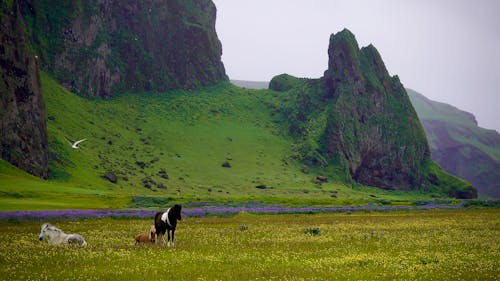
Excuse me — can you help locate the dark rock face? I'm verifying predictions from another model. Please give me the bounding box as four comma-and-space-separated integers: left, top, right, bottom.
103, 172, 118, 184
272, 29, 476, 197
0, 2, 48, 178
20, 0, 227, 98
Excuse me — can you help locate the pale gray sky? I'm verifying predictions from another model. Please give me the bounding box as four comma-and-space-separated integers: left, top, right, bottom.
213, 0, 500, 132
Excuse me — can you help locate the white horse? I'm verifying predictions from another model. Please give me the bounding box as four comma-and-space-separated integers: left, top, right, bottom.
39, 223, 87, 246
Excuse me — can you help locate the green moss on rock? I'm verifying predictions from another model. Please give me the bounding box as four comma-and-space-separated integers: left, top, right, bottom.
19, 0, 227, 98
0, 0, 48, 178
269, 73, 306, 92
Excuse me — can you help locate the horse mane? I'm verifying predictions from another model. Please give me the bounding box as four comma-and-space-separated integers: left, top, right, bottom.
41, 222, 52, 229
171, 204, 182, 220
43, 223, 63, 234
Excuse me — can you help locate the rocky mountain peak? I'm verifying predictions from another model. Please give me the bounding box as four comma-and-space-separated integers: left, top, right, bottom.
271, 29, 476, 197
321, 29, 432, 189
324, 29, 361, 98
360, 44, 391, 87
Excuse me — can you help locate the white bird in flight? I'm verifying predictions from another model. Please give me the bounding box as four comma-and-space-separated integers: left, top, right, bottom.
67, 138, 86, 149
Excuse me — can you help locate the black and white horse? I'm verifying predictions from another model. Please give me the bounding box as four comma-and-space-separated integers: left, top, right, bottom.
154, 204, 182, 247
39, 223, 87, 246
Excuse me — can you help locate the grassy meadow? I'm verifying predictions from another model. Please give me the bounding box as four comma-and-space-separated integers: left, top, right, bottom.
0, 209, 498, 280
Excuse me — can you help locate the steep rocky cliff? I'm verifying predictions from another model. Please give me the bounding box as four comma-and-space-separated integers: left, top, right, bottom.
20, 0, 227, 98
271, 29, 476, 198
408, 89, 500, 198
0, 2, 48, 178
322, 30, 431, 189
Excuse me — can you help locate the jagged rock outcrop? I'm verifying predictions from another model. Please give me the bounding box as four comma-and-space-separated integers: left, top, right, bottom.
322, 29, 430, 189
408, 89, 500, 198
20, 0, 227, 98
271, 29, 476, 198
0, 2, 48, 178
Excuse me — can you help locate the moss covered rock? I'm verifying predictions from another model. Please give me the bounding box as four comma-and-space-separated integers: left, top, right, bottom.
19, 0, 227, 98
272, 29, 476, 197
0, 1, 48, 178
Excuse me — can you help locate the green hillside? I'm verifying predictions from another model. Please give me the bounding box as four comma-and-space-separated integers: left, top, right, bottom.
227, 80, 498, 199
42, 72, 298, 194
0, 74, 449, 211
408, 89, 500, 198
408, 89, 500, 162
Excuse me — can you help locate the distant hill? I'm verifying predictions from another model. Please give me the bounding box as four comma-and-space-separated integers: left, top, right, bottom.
408, 89, 500, 198
231, 80, 269, 89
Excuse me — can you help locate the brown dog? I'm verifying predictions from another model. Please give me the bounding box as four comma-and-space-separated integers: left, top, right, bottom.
135, 225, 156, 244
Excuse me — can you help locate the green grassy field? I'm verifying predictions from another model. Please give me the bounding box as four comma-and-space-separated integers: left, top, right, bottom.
0, 209, 498, 280
0, 73, 446, 211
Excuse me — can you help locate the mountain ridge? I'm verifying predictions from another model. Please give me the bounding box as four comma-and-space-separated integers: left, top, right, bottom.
408, 88, 500, 198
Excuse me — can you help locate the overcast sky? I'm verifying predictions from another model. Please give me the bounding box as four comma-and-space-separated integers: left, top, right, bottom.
212, 0, 500, 132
